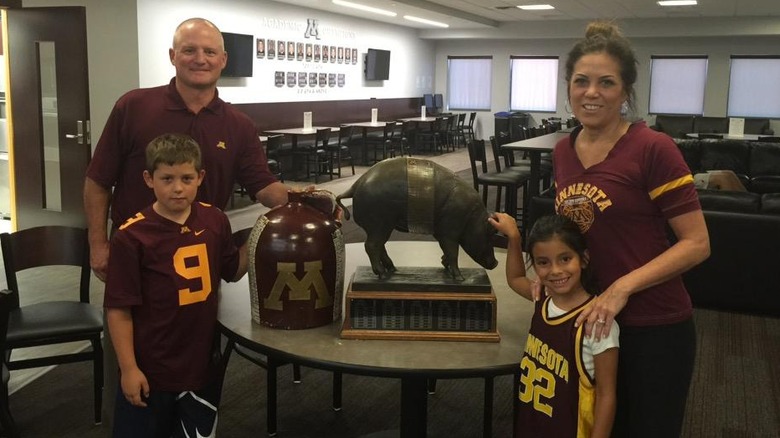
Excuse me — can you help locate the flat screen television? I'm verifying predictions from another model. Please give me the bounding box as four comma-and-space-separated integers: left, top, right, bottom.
365, 48, 390, 80
222, 32, 253, 77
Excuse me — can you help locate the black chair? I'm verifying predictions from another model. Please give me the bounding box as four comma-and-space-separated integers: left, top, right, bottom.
489, 136, 535, 227
464, 112, 477, 144
416, 118, 444, 154
231, 134, 286, 209
328, 125, 356, 177
363, 123, 396, 163
448, 113, 467, 149
467, 139, 532, 223
440, 115, 458, 151
389, 121, 412, 157
0, 290, 18, 438
0, 226, 103, 425
264, 134, 286, 182
293, 128, 333, 183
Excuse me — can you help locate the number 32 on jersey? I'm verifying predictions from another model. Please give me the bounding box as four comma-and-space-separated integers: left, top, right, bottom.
518, 356, 556, 417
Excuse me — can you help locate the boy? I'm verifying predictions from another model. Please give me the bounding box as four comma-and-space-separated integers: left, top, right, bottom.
105, 133, 247, 437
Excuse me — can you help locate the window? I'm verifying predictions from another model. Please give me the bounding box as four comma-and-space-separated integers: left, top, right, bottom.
648, 56, 707, 115
728, 56, 780, 118
510, 56, 558, 112
447, 56, 492, 111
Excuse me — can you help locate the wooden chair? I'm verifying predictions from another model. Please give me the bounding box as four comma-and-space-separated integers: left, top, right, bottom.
0, 226, 103, 425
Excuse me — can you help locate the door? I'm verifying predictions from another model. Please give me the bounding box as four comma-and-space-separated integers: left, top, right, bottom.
3, 6, 90, 229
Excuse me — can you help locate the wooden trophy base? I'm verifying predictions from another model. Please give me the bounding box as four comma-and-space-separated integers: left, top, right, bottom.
340, 266, 499, 342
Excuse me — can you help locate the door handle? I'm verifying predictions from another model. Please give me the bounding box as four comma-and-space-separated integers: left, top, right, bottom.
65, 120, 90, 144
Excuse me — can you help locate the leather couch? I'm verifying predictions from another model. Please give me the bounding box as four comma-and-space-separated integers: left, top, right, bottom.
674, 138, 780, 193
651, 115, 774, 138
527, 138, 780, 316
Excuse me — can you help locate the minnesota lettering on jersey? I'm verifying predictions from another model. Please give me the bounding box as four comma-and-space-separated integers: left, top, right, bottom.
524, 333, 570, 383
555, 182, 613, 233
555, 182, 613, 212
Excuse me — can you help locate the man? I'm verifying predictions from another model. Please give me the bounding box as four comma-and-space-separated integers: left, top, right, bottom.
85, 17, 287, 281
84, 17, 289, 428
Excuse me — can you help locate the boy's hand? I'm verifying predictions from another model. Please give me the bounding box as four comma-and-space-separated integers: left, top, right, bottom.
120, 367, 150, 407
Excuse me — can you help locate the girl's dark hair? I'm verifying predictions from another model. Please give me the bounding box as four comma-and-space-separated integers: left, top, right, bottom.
526, 215, 598, 293
565, 21, 638, 113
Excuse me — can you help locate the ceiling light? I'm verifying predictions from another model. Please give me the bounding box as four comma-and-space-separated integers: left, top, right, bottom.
657, 0, 697, 5
517, 4, 555, 10
403, 15, 449, 28
332, 0, 397, 17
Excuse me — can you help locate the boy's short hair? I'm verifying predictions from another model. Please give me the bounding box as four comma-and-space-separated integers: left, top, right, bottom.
145, 133, 202, 173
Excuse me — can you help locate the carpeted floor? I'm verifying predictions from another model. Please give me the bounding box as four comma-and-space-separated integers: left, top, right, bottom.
8, 308, 780, 437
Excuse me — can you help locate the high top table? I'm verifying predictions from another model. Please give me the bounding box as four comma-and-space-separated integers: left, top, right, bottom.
263, 127, 339, 180
342, 121, 393, 164
218, 241, 533, 437
263, 126, 339, 149
501, 131, 568, 199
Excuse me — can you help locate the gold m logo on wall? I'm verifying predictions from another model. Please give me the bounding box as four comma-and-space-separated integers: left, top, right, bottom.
264, 261, 333, 310
304, 18, 320, 40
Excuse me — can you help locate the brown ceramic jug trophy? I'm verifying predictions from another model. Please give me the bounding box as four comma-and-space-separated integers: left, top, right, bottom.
247, 189, 344, 329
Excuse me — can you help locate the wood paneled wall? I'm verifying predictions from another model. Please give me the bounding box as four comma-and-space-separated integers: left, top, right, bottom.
235, 97, 423, 133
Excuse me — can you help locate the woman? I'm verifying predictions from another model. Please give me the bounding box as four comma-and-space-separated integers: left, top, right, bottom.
553, 21, 710, 437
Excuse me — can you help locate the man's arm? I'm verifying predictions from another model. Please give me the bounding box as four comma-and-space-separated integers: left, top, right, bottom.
254, 181, 289, 208
84, 177, 111, 281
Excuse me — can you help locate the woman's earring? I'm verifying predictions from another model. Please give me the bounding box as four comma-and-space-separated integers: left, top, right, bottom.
621, 101, 629, 115
564, 99, 573, 114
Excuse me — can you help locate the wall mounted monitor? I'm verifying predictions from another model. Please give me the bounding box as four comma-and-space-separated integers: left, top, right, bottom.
365, 48, 390, 81
222, 32, 253, 77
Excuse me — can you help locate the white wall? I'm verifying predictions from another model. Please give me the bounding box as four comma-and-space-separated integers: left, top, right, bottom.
435, 35, 780, 140
136, 0, 434, 104
24, 1, 780, 143
23, 0, 434, 141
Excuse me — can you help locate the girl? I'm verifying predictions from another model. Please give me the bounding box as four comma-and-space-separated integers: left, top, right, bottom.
489, 213, 619, 438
